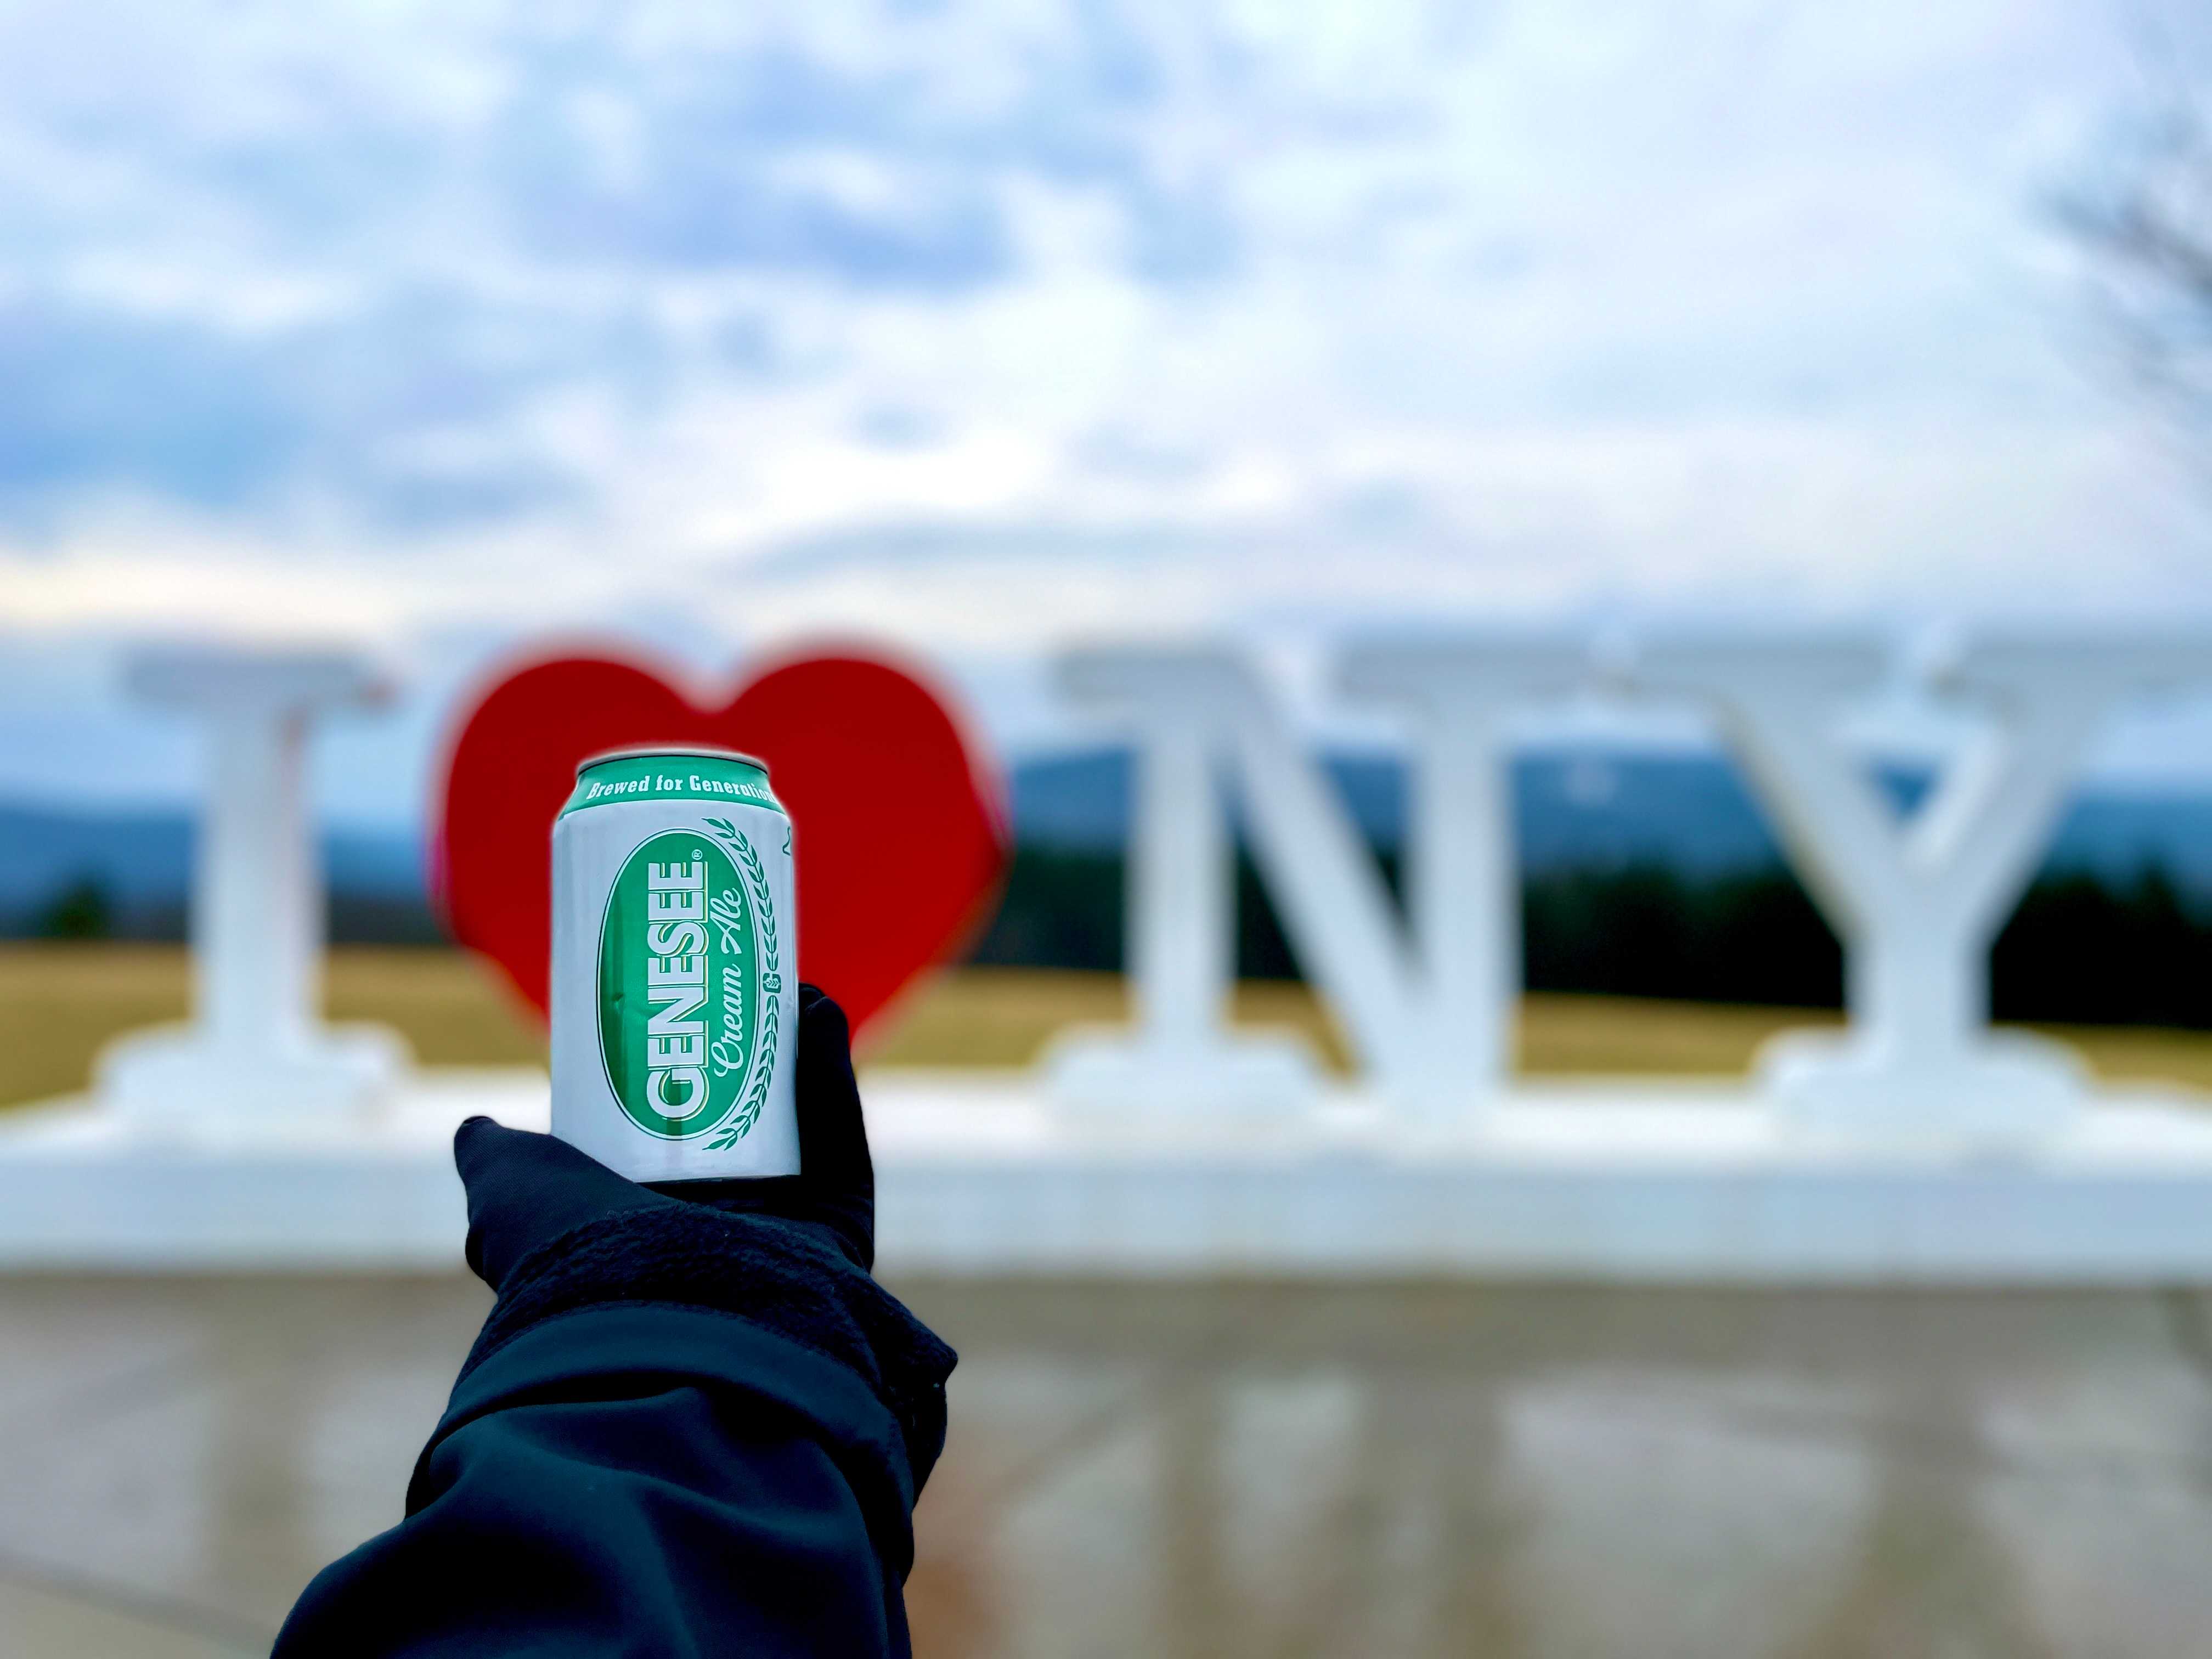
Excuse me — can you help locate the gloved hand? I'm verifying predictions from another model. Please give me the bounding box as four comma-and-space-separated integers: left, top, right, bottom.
457, 983, 877, 1291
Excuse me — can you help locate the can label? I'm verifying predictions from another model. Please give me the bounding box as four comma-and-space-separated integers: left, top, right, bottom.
551, 753, 798, 1182
597, 826, 777, 1142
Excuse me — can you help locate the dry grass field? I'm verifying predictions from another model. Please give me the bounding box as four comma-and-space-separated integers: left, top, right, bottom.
2, 943, 2211, 1108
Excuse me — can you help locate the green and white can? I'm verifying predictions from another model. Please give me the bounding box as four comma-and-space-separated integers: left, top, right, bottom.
550, 747, 799, 1182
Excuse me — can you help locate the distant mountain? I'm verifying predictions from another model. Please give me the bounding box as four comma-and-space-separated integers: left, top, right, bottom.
0, 805, 193, 915
0, 806, 432, 936
2, 745, 2207, 939
1012, 748, 2212, 891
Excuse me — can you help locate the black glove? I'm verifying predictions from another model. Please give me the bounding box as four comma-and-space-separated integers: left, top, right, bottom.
457, 983, 878, 1288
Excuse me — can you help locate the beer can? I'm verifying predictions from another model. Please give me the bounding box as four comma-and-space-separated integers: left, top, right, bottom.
550, 746, 799, 1182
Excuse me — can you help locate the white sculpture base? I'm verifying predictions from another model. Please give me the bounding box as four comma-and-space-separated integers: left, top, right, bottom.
1046, 1028, 1321, 1121
0, 1071, 543, 1269
97, 1022, 410, 1129
1757, 1028, 2089, 1145
7, 1070, 2212, 1279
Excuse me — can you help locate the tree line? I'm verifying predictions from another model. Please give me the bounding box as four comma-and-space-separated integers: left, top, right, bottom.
966, 848, 2212, 1029
24, 848, 2212, 1029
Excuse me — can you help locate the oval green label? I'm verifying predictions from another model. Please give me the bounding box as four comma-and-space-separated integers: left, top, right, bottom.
596, 827, 761, 1140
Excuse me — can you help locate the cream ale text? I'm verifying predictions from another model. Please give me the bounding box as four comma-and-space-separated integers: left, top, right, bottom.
549, 747, 799, 1181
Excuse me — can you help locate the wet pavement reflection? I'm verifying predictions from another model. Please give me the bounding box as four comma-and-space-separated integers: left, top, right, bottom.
2, 1278, 2211, 1656
898, 1284, 2212, 1659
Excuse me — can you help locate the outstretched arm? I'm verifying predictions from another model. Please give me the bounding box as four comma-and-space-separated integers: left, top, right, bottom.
274, 987, 952, 1658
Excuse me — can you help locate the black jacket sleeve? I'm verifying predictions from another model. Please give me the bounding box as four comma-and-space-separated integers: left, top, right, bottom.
272, 1203, 954, 1658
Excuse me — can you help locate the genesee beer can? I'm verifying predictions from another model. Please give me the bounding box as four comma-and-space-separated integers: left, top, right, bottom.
550, 746, 799, 1182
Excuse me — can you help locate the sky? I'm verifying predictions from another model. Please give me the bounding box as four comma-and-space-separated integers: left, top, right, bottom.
3, 0, 2211, 825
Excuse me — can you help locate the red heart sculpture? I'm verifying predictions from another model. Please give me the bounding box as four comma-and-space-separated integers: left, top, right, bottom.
434, 645, 1009, 1047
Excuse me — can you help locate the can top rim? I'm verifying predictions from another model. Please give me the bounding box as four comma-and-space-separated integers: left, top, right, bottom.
575, 744, 771, 777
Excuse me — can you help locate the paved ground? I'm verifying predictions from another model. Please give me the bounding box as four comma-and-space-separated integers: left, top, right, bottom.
3, 1279, 2212, 1657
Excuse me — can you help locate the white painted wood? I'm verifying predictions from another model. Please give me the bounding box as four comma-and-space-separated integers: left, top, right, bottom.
96, 645, 410, 1128
1340, 637, 1589, 1119
1046, 651, 1324, 1119
1630, 635, 2212, 1143
10, 628, 2212, 1280
7, 1073, 2212, 1280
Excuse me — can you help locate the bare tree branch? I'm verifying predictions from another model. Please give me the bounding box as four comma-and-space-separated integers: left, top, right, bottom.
2061, 94, 2212, 430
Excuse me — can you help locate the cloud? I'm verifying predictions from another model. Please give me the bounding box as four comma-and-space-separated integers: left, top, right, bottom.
0, 0, 2206, 660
